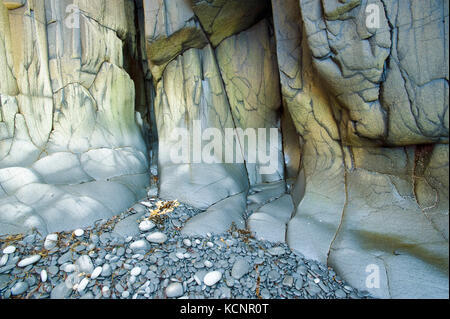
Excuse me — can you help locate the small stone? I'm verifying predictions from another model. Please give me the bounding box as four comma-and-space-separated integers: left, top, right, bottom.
129, 240, 150, 251
75, 255, 94, 274
116, 247, 125, 257
194, 270, 207, 285
44, 234, 58, 250
80, 292, 94, 299
11, 281, 29, 296
297, 265, 307, 276
122, 291, 130, 298
175, 252, 185, 260
231, 259, 251, 280
3, 246, 16, 254
18, 255, 41, 267
101, 264, 112, 277
74, 229, 84, 237
282, 276, 294, 287
343, 285, 353, 292
204, 271, 222, 286
183, 239, 192, 247
268, 270, 280, 281
58, 251, 73, 265
295, 277, 304, 290
51, 282, 71, 299
0, 254, 8, 267
267, 247, 285, 256
204, 260, 213, 268
146, 232, 168, 244
91, 266, 102, 279
41, 270, 48, 282
260, 288, 271, 299
166, 282, 184, 298
48, 265, 59, 276
139, 220, 155, 232
335, 289, 347, 298
77, 278, 89, 293
131, 267, 142, 277
62, 264, 77, 273
102, 286, 111, 297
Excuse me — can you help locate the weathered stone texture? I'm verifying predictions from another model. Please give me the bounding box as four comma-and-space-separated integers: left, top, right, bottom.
0, 0, 149, 234
272, 0, 449, 298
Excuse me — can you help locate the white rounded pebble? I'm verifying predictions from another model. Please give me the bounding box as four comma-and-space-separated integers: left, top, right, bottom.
41, 270, 48, 282
165, 282, 184, 298
11, 281, 28, 296
77, 278, 89, 292
17, 255, 41, 267
0, 254, 8, 267
204, 260, 213, 268
74, 229, 84, 237
91, 266, 102, 279
203, 271, 222, 286
146, 232, 168, 244
130, 267, 142, 277
44, 233, 58, 250
122, 291, 130, 298
139, 220, 155, 232
125, 236, 133, 243
129, 240, 150, 251
206, 242, 214, 248
183, 239, 192, 247
102, 286, 110, 297
3, 246, 16, 254
314, 278, 320, 284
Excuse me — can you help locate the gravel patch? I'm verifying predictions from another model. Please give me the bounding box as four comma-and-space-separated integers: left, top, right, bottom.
0, 197, 373, 299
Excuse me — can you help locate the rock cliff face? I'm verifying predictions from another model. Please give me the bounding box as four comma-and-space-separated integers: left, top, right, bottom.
0, 0, 448, 298
0, 0, 151, 234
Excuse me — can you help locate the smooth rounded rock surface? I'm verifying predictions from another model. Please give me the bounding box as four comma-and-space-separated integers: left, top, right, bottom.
40, 270, 48, 283
139, 220, 155, 232
3, 246, 16, 254
146, 232, 168, 244
74, 229, 84, 237
231, 259, 251, 279
166, 282, 184, 298
44, 234, 58, 250
91, 266, 102, 279
130, 267, 142, 277
129, 240, 150, 251
204, 271, 222, 286
17, 255, 41, 267
11, 281, 29, 296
